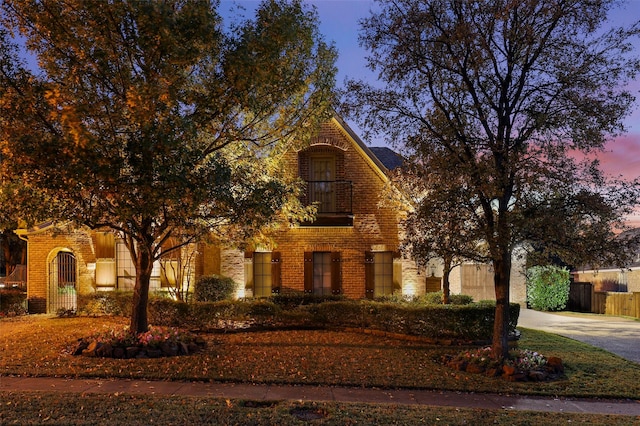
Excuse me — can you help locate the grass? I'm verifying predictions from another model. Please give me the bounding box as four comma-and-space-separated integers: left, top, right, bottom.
1, 392, 636, 425
1, 315, 640, 425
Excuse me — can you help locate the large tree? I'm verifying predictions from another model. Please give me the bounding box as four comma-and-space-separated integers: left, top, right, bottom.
344, 0, 640, 359
0, 0, 336, 333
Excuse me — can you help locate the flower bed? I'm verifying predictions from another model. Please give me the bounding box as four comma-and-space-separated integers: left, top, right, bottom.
70, 325, 206, 359
442, 346, 565, 381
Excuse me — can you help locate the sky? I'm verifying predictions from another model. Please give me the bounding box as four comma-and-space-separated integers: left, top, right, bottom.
223, 0, 640, 226
11, 0, 640, 224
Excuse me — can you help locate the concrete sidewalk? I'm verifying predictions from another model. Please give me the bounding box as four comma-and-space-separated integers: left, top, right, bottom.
517, 308, 640, 364
2, 376, 639, 416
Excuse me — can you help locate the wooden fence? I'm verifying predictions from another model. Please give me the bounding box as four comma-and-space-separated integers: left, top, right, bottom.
592, 291, 640, 318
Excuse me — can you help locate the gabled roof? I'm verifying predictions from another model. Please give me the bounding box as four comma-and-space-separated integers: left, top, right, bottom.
369, 147, 405, 171
330, 116, 402, 180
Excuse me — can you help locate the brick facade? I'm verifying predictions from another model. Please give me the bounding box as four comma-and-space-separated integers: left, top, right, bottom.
19, 117, 425, 310
213, 118, 423, 298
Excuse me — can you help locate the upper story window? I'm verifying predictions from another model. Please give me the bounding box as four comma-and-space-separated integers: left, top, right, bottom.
309, 154, 337, 213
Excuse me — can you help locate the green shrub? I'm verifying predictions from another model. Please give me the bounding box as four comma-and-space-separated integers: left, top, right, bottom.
193, 275, 236, 302
148, 297, 190, 327
271, 292, 344, 310
407, 292, 474, 305
526, 265, 570, 311
0, 289, 27, 316
77, 291, 133, 316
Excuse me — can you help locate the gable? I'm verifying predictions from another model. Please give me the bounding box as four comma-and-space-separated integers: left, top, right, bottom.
303, 116, 391, 183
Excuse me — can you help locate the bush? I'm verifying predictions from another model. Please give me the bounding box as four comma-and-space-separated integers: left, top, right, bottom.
193, 275, 236, 302
526, 265, 570, 311
77, 291, 133, 316
396, 292, 474, 306
0, 289, 27, 317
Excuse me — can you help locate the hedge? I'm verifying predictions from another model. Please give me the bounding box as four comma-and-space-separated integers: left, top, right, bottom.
76, 292, 519, 341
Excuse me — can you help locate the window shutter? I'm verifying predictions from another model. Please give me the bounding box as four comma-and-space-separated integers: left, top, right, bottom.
244, 252, 254, 297
304, 252, 313, 293
271, 252, 281, 294
365, 251, 375, 299
331, 251, 342, 295
393, 252, 403, 293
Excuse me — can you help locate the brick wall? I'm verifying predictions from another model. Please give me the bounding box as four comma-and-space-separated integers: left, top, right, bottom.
25, 226, 97, 313
213, 119, 422, 299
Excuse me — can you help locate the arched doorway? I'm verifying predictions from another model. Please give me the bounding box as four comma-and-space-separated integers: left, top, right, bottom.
48, 250, 77, 313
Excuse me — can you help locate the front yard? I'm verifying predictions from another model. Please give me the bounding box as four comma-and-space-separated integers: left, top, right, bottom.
1, 315, 639, 399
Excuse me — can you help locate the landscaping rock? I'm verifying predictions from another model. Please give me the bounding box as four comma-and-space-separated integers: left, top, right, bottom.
466, 363, 485, 374
547, 356, 564, 374
95, 343, 113, 358
71, 339, 89, 356
502, 365, 516, 376
528, 370, 548, 381
146, 349, 162, 358
161, 342, 179, 357
126, 346, 140, 358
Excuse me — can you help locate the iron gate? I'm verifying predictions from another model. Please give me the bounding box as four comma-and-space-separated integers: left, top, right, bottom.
48, 251, 77, 313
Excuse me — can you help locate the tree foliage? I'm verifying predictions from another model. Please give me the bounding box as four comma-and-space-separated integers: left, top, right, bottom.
397, 165, 484, 304
0, 0, 336, 333
343, 0, 640, 358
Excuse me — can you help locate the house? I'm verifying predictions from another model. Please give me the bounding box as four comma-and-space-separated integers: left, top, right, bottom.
572, 228, 640, 293
16, 116, 531, 314
16, 116, 425, 313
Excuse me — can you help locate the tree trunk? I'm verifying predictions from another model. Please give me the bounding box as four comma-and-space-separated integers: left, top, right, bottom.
130, 246, 154, 334
442, 255, 452, 305
491, 252, 511, 360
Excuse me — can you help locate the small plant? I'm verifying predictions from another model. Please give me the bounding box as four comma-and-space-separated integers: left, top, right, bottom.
526, 265, 570, 311
505, 348, 547, 372
56, 308, 77, 317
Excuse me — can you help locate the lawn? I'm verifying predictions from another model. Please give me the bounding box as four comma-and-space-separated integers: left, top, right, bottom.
1, 315, 639, 425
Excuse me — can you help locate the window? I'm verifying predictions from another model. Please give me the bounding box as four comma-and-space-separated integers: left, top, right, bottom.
116, 241, 135, 290
365, 251, 396, 298
313, 252, 332, 296
374, 252, 394, 297
309, 155, 336, 213
245, 252, 281, 298
304, 251, 341, 295
253, 252, 273, 297
160, 238, 180, 288
95, 232, 116, 288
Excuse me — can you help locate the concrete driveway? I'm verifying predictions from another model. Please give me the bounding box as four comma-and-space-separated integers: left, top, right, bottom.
517, 308, 640, 364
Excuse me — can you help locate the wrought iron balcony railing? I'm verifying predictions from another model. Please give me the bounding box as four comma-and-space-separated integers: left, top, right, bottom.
301, 180, 353, 226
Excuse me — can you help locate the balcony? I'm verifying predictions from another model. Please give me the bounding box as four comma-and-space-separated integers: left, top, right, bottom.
301, 180, 353, 226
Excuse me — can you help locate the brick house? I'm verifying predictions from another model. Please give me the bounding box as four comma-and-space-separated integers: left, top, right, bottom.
17, 116, 425, 313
